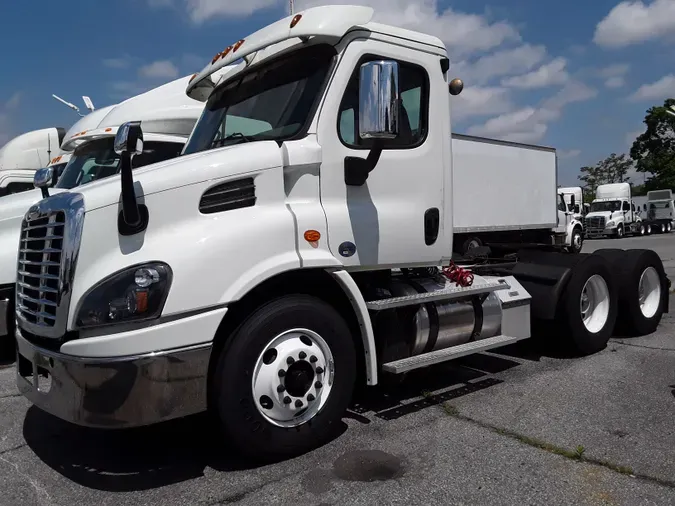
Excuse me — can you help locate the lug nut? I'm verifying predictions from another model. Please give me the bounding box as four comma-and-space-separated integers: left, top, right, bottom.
315, 366, 324, 374
310, 355, 318, 363
277, 385, 285, 393
278, 369, 286, 378
287, 357, 295, 365
307, 394, 315, 402
299, 351, 307, 359
283, 396, 291, 404
315, 381, 322, 389
295, 400, 303, 408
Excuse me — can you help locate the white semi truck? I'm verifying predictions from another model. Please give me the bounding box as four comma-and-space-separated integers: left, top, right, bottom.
643, 190, 674, 234
584, 183, 645, 238
14, 6, 670, 462
0, 127, 66, 196
0, 75, 212, 359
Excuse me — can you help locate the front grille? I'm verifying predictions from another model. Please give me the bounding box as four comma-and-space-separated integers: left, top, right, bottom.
16, 212, 65, 327
15, 192, 85, 339
585, 216, 605, 232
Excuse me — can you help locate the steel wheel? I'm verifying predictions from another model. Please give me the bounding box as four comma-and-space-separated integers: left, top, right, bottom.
580, 274, 611, 333
252, 328, 334, 428
638, 267, 661, 319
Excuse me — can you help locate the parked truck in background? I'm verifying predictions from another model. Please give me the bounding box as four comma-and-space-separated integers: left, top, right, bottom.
584, 183, 645, 238
14, 6, 670, 462
0, 74, 218, 359
0, 128, 66, 197
558, 186, 583, 218
642, 190, 674, 234
451, 134, 582, 256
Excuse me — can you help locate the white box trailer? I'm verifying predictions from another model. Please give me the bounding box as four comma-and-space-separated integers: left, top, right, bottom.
451, 133, 560, 254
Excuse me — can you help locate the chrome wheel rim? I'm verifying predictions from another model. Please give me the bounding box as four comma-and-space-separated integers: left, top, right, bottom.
252, 328, 334, 428
580, 274, 610, 333
638, 267, 661, 319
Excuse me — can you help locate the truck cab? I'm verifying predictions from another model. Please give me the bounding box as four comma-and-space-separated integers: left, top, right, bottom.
0, 127, 66, 197
584, 183, 644, 238
555, 192, 584, 253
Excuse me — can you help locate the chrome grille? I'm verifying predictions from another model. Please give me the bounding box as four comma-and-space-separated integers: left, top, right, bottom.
584, 216, 605, 232
16, 212, 65, 327
15, 192, 85, 339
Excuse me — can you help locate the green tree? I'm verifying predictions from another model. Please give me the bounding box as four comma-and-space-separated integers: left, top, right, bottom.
630, 98, 675, 191
578, 153, 633, 195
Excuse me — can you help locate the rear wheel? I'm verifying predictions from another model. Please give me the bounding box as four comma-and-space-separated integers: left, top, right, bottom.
667, 223, 672, 233
462, 236, 483, 256
639, 223, 646, 236
557, 255, 618, 355
594, 249, 667, 336
211, 295, 356, 462
661, 223, 666, 233
646, 224, 652, 235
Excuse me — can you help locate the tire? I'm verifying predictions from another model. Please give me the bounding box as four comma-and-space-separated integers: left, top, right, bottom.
462, 236, 483, 256
594, 249, 668, 336
667, 223, 672, 233
615, 225, 624, 239
556, 254, 618, 355
0, 297, 15, 363
569, 227, 583, 254
211, 295, 356, 461
646, 224, 652, 235
639, 224, 646, 236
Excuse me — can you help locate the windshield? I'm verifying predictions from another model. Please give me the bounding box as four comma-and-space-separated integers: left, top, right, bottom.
55, 137, 184, 189
590, 201, 621, 213
183, 44, 336, 155
50, 163, 68, 178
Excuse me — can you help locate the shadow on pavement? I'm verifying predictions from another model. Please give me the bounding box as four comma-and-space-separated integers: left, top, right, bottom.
23, 407, 347, 492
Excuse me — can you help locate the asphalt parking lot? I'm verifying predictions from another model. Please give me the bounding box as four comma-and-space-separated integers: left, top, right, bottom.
1, 234, 675, 506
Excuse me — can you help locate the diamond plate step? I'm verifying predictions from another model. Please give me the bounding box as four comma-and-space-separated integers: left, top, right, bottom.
382, 334, 525, 374
366, 279, 509, 311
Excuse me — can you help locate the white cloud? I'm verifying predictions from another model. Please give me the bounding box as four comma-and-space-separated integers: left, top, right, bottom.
5, 92, 21, 110
594, 0, 675, 48
605, 76, 625, 88
0, 93, 21, 147
102, 57, 132, 69
453, 44, 547, 85
598, 63, 630, 78
501, 57, 569, 89
138, 60, 180, 79
559, 149, 581, 159
467, 81, 597, 143
452, 86, 514, 122
627, 74, 675, 102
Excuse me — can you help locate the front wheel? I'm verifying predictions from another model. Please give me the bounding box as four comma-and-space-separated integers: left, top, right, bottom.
615, 225, 624, 239
211, 295, 356, 462
569, 227, 583, 254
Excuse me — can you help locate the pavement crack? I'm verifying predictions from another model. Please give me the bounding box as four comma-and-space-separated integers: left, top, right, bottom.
0, 393, 22, 399
420, 391, 675, 491
0, 443, 28, 456
205, 473, 295, 505
612, 340, 675, 352
0, 454, 53, 505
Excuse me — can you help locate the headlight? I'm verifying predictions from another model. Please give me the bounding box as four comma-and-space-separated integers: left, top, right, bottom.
606, 220, 615, 227
75, 262, 172, 328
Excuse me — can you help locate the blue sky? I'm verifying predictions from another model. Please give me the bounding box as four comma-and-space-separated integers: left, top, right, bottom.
0, 0, 674, 185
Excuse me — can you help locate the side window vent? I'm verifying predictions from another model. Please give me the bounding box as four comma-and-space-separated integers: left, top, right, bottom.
199, 177, 256, 214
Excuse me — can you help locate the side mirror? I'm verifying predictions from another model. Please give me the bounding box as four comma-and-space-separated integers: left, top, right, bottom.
114, 121, 144, 155
358, 60, 400, 140
34, 167, 55, 199
114, 121, 146, 235
570, 195, 576, 208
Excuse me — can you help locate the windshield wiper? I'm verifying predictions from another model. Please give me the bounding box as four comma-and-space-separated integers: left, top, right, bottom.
212, 132, 256, 148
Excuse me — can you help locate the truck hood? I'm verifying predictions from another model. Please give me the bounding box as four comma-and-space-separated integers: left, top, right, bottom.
0, 188, 65, 284
73, 141, 284, 212
585, 211, 620, 221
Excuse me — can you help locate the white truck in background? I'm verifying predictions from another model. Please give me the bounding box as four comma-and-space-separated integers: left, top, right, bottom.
0, 74, 217, 359
642, 190, 674, 234
558, 186, 583, 218
14, 6, 670, 462
584, 183, 645, 239
452, 135, 583, 256
0, 127, 66, 197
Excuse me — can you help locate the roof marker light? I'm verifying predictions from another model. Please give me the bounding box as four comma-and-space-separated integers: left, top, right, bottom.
290, 14, 302, 28
233, 39, 245, 52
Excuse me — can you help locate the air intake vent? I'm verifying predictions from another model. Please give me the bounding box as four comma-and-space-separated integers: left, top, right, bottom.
199, 177, 256, 214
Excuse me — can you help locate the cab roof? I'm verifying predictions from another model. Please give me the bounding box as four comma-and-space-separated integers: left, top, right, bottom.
186, 5, 446, 101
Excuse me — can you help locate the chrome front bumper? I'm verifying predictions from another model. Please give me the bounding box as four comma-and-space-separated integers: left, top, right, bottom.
16, 331, 212, 428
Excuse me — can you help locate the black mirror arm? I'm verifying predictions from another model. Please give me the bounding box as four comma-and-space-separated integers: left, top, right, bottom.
344, 141, 383, 186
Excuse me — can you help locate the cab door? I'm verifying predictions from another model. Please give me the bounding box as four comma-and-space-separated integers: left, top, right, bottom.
317, 39, 448, 268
